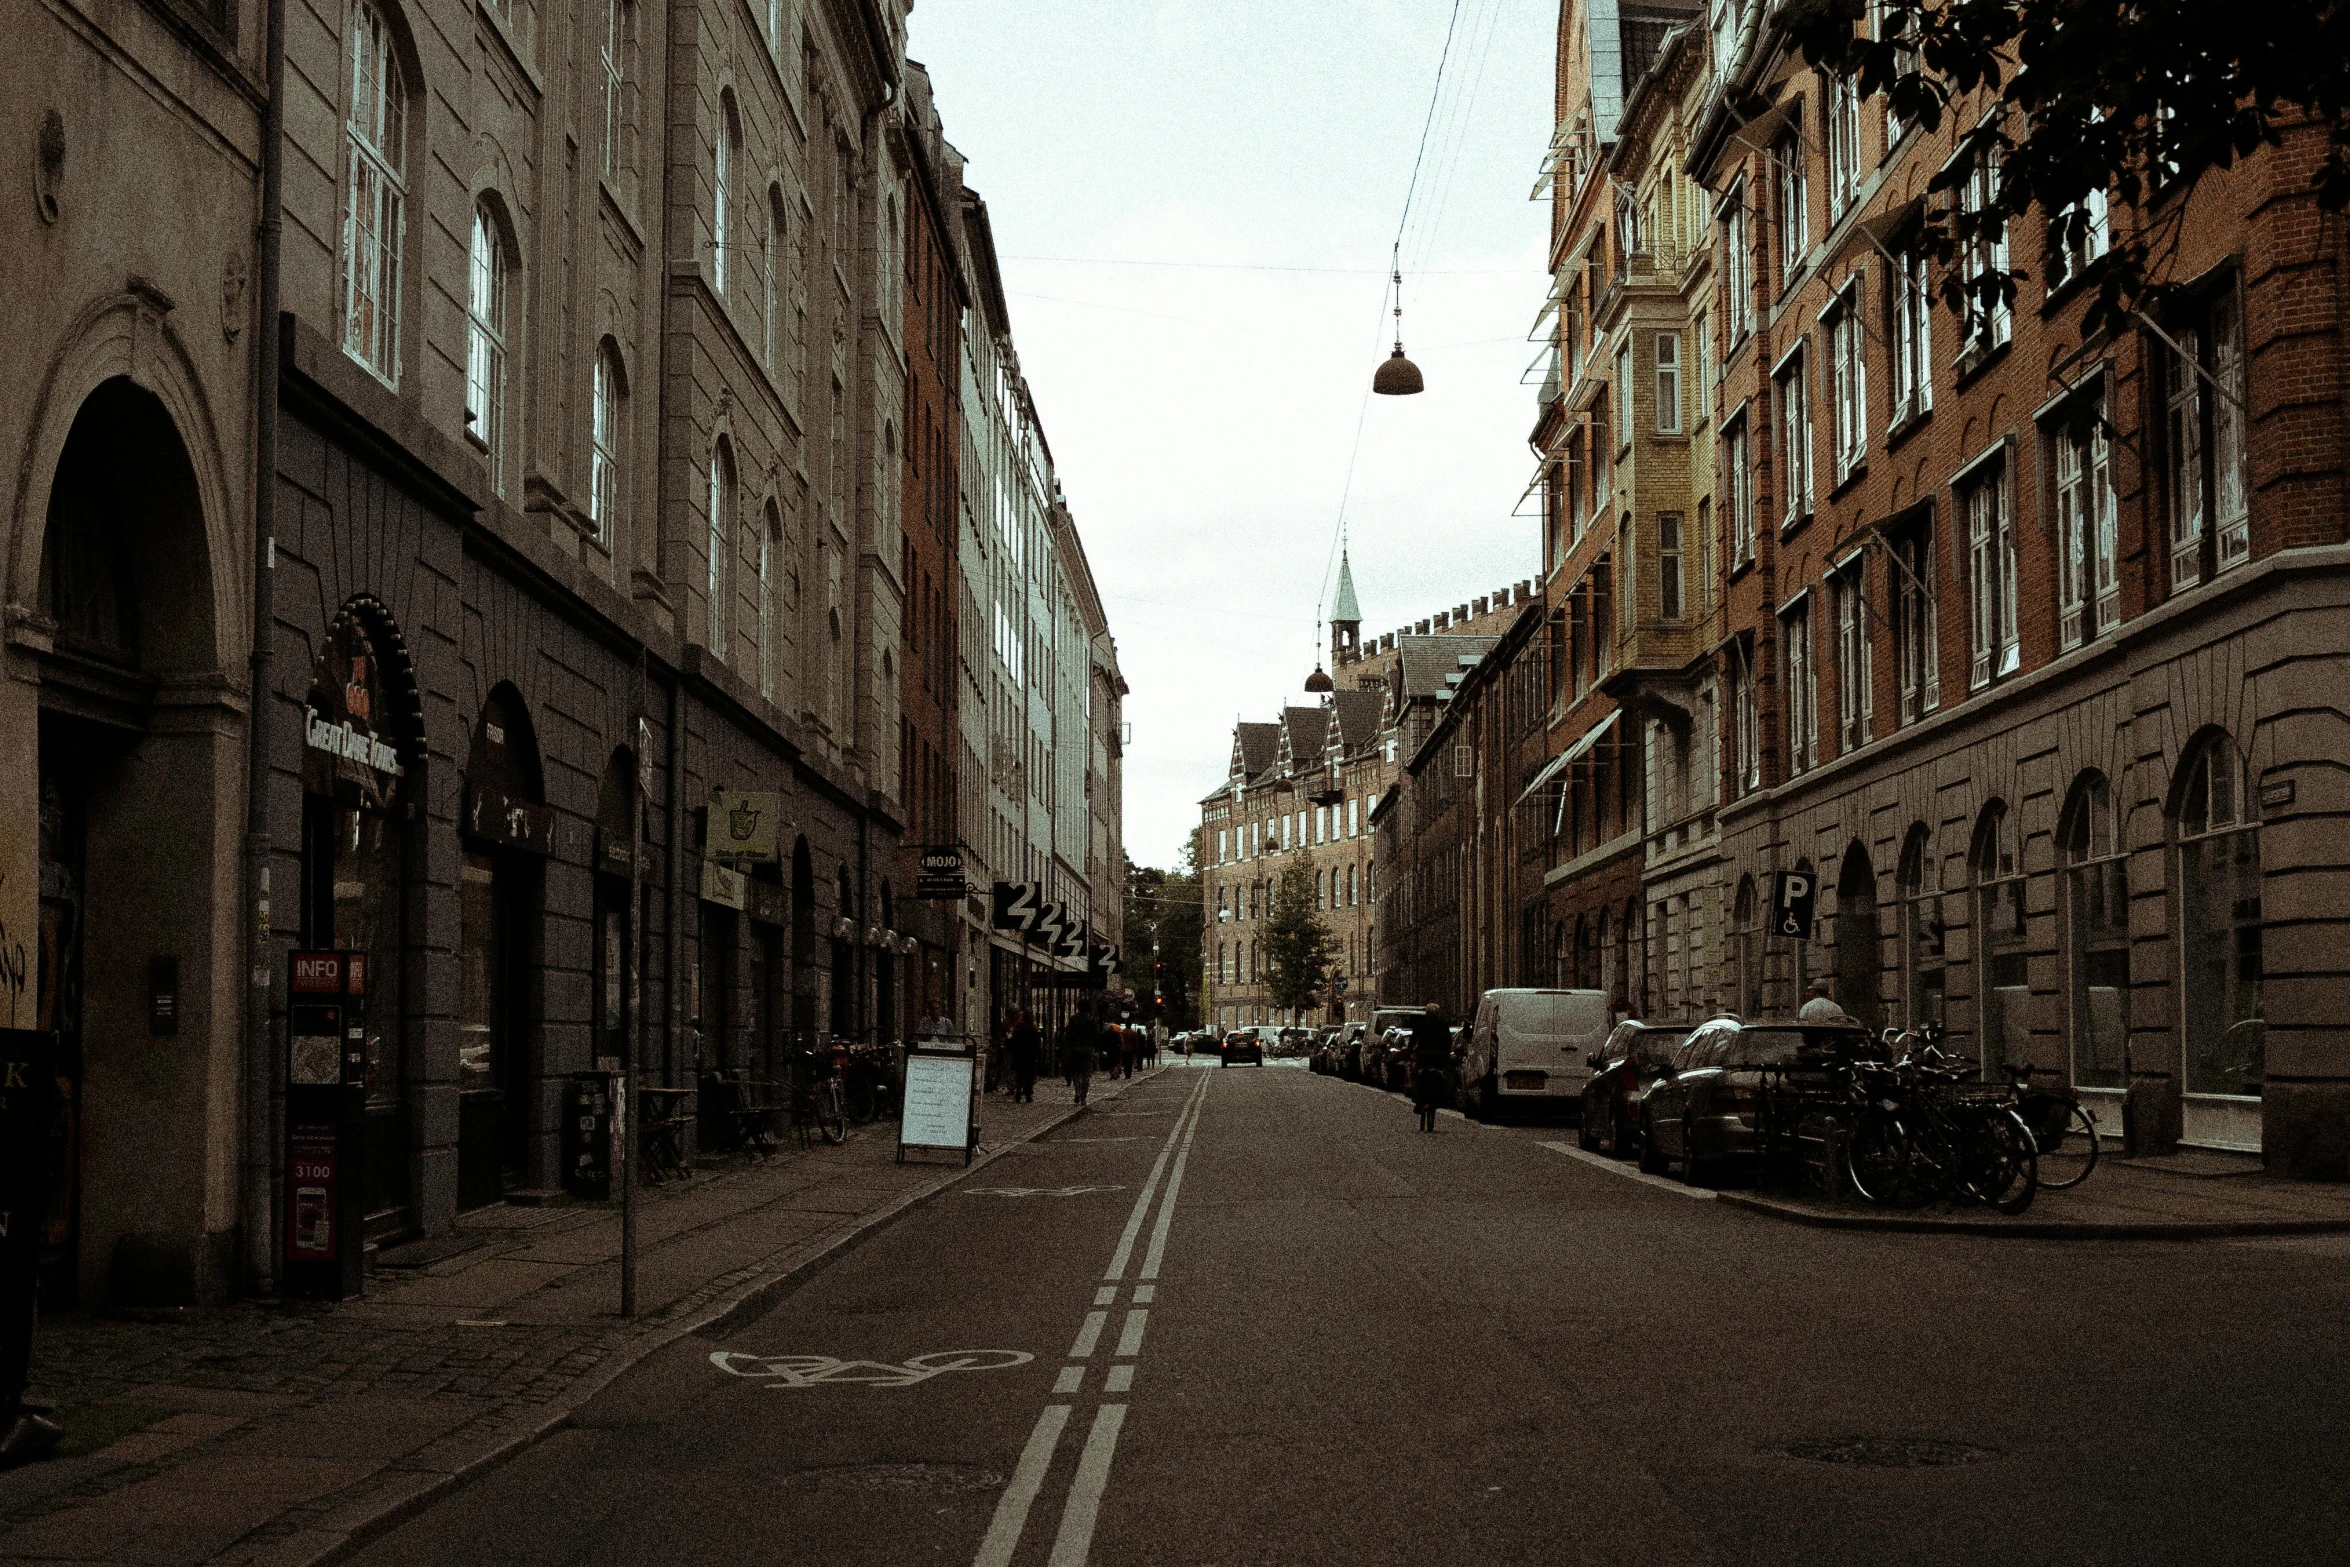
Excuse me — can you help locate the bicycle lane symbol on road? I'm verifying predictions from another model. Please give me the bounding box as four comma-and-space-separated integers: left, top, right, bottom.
964, 1185, 1126, 1198
711, 1350, 1035, 1389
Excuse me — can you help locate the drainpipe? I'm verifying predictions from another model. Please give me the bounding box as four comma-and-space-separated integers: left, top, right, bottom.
242, 0, 289, 1298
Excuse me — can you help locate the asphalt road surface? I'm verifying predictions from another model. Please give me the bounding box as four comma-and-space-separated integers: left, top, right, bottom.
348, 1061, 2350, 1566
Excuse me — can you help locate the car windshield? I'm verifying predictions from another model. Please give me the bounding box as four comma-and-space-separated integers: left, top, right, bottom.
1631, 1029, 1692, 1064
1720, 1026, 1877, 1068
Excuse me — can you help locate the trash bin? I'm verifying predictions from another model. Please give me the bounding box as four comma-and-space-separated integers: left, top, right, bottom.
564, 1073, 616, 1200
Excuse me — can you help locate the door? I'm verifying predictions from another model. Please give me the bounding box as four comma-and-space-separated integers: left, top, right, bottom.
458, 846, 533, 1206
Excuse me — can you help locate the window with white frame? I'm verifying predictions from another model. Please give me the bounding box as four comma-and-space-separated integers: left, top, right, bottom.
2047, 186, 2110, 290
1828, 72, 1862, 218
601, 0, 629, 184
1658, 511, 1685, 620
1655, 331, 1682, 434
590, 343, 622, 543
1832, 556, 1873, 752
1893, 515, 1940, 722
1959, 142, 2012, 355
1691, 311, 1710, 422
1782, 596, 1817, 773
1775, 132, 1808, 284
1724, 182, 1752, 341
1873, 0, 1917, 148
1729, 632, 1761, 795
465, 203, 507, 482
1776, 349, 1813, 526
1828, 288, 1866, 481
1615, 339, 1635, 436
2051, 396, 2119, 648
707, 440, 733, 658
713, 95, 735, 296
1593, 390, 1614, 513
341, 0, 405, 383
1726, 414, 1754, 567
1891, 248, 1933, 422
2160, 286, 2251, 589
758, 502, 780, 702
1961, 451, 2020, 688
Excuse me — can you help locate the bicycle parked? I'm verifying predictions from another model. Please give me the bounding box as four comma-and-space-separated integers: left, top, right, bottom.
787, 1041, 848, 1148
2001, 1062, 2102, 1191
842, 1042, 901, 1125
1841, 1036, 2039, 1214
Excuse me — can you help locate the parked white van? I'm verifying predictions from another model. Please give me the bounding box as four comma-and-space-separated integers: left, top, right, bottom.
1457, 989, 1611, 1119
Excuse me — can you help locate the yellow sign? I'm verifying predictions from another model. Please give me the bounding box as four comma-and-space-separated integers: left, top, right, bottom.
708, 790, 782, 863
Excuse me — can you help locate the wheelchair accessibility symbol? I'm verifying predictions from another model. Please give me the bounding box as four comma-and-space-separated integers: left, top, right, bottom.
710, 1349, 1034, 1388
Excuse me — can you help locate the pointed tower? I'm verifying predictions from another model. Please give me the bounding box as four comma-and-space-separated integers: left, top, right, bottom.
1330, 549, 1363, 664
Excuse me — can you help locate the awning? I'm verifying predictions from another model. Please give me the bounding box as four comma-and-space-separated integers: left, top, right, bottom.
1513, 709, 1620, 809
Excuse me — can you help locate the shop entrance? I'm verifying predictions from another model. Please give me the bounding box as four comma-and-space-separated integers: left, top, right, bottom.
458, 687, 551, 1205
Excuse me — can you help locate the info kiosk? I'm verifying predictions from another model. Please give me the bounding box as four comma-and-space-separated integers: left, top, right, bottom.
898, 1037, 978, 1166
284, 950, 368, 1299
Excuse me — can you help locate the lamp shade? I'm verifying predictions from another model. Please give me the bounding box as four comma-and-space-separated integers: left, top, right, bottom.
1304, 664, 1335, 694
1372, 344, 1424, 396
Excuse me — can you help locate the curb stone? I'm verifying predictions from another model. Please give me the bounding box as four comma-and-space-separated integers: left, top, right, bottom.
208, 1071, 1166, 1567
1713, 1190, 2350, 1240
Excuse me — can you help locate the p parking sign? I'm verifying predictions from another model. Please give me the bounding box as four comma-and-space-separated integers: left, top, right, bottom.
1771, 870, 1816, 941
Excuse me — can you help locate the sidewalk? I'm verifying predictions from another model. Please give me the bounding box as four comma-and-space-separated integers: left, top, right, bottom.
0, 1067, 1162, 1567
1715, 1146, 2350, 1237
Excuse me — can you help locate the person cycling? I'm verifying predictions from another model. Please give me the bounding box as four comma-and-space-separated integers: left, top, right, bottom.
1409, 1002, 1452, 1133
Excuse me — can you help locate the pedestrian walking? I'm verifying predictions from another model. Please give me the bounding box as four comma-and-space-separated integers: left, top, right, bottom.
1007, 1009, 1042, 1104
1410, 1002, 1452, 1133
1061, 1004, 1100, 1107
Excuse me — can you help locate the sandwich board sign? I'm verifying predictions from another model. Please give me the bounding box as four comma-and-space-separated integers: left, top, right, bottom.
898, 1047, 977, 1165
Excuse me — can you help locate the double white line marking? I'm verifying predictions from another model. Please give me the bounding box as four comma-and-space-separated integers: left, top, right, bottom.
973, 1070, 1210, 1567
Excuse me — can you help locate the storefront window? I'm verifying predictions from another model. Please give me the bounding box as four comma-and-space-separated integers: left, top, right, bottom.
2061, 773, 2130, 1090
1898, 828, 1946, 1032
2176, 737, 2262, 1099
1972, 801, 2028, 1071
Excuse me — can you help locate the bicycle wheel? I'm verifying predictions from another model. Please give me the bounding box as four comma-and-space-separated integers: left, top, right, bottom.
2033, 1099, 2101, 1191
817, 1080, 848, 1144
1960, 1109, 2039, 1215
1847, 1112, 1932, 1209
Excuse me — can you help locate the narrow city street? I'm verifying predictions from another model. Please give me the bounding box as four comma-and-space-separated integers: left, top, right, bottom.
341, 1064, 2350, 1567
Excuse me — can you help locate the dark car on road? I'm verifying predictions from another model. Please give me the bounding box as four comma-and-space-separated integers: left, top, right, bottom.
1579, 1020, 1695, 1156
1640, 1019, 1884, 1184
1220, 1030, 1265, 1068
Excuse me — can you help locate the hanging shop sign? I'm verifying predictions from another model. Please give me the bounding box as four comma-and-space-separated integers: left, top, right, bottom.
746, 879, 787, 927
917, 847, 969, 901
699, 859, 748, 911
303, 609, 410, 810
991, 880, 1041, 933
707, 790, 782, 863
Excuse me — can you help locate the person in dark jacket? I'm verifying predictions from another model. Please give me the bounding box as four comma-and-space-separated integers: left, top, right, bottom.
1061, 1004, 1101, 1106
1410, 1003, 1452, 1132
1007, 1010, 1042, 1104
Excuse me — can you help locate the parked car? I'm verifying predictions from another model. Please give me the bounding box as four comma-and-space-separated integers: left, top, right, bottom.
1273, 1027, 1315, 1059
1220, 1030, 1265, 1068
1375, 1027, 1417, 1091
1579, 1020, 1697, 1156
1454, 989, 1612, 1120
1639, 1020, 1884, 1183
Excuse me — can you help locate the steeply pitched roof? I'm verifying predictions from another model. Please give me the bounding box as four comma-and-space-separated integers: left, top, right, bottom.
1331, 550, 1362, 624
1328, 689, 1386, 758
1235, 721, 1281, 780
1281, 705, 1329, 766
1396, 635, 1501, 700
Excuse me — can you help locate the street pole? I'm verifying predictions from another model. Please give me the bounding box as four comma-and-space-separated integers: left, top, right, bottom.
621, 751, 643, 1319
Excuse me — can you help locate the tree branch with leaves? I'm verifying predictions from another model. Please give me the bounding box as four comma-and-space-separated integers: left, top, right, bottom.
1263, 853, 1338, 1018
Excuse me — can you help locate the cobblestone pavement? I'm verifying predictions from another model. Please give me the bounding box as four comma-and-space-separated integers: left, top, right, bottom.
0, 1069, 1158, 1567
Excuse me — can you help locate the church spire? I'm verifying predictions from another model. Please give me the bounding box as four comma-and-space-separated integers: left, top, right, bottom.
1330, 549, 1362, 663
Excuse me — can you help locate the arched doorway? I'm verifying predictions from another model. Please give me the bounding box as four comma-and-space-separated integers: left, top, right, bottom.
1971, 803, 2027, 1073
1897, 827, 1945, 1031
299, 599, 422, 1241
1835, 841, 1882, 1030
2059, 772, 2129, 1104
458, 685, 551, 1206
30, 376, 227, 1305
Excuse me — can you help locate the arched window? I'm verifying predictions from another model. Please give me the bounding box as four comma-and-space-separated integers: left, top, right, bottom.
2175, 733, 2264, 1111
764, 190, 787, 375
342, 0, 406, 381
1972, 801, 2027, 1071
1897, 826, 1945, 1030
1835, 841, 1881, 1030
600, 0, 631, 183
1316, 870, 1327, 910
590, 342, 623, 543
1346, 863, 1357, 906
713, 92, 736, 295
707, 438, 733, 657
758, 500, 781, 702
2060, 772, 2129, 1091
1732, 875, 1761, 1018
465, 202, 509, 488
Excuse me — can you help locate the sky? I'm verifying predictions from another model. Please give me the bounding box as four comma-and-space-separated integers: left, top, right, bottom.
907, 0, 1557, 872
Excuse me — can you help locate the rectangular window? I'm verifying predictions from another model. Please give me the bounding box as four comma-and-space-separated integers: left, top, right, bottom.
1775, 133, 1808, 285
2160, 290, 2252, 589
1729, 633, 1761, 795
601, 0, 626, 182
1777, 350, 1812, 526
1348, 798, 1359, 836
1833, 558, 1873, 752
1726, 416, 1754, 567
1891, 250, 1933, 422
1659, 511, 1685, 620
1828, 73, 1862, 219
2047, 187, 2110, 290
1725, 182, 1752, 341
2210, 290, 2251, 571
1874, 0, 1917, 148
1829, 292, 1866, 481
1691, 310, 1710, 422
1655, 332, 1682, 434
1782, 597, 1817, 774
342, 3, 406, 384
1593, 391, 1614, 513
1963, 454, 2020, 688
2052, 398, 2119, 648
1695, 496, 1713, 616
1894, 518, 1941, 723
1960, 143, 2013, 355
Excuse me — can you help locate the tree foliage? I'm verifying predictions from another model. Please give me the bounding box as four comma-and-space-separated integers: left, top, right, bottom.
1124, 846, 1203, 1030
1790, 0, 2350, 335
1263, 853, 1337, 1016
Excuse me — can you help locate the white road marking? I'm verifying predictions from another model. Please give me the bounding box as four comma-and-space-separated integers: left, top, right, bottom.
1101, 1073, 1211, 1281
972, 1404, 1071, 1567
1104, 1363, 1135, 1393
710, 1350, 1033, 1388
1115, 1309, 1148, 1357
1067, 1311, 1108, 1358
1138, 1081, 1208, 1280
1092, 1285, 1117, 1306
1131, 1284, 1156, 1304
965, 1185, 1125, 1198
1534, 1140, 1719, 1199
1045, 1404, 1128, 1567
1054, 1366, 1083, 1394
